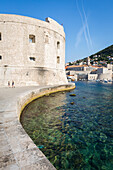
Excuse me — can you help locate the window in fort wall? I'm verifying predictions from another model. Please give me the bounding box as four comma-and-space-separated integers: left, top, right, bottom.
0, 33, 1, 40
57, 56, 60, 64
29, 35, 35, 43
29, 57, 35, 61
0, 56, 2, 60
45, 35, 49, 43
57, 41, 60, 49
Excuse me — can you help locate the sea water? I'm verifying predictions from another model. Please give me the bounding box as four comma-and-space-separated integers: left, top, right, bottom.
21, 82, 113, 170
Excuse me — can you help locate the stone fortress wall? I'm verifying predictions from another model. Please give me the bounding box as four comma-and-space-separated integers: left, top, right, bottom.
0, 14, 68, 87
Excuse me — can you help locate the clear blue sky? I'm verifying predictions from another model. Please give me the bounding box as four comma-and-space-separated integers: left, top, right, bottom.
0, 0, 113, 63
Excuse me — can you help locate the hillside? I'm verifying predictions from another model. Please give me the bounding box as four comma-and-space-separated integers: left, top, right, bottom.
80, 45, 113, 65
68, 44, 113, 66
90, 45, 113, 58
89, 45, 113, 64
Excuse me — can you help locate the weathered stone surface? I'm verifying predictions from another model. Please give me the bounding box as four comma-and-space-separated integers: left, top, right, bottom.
21, 158, 56, 170
0, 14, 68, 87
0, 153, 16, 169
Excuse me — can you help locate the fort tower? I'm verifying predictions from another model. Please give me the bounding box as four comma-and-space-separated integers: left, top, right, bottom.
0, 14, 67, 86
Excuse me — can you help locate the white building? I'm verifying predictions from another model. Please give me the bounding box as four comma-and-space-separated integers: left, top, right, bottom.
66, 64, 113, 81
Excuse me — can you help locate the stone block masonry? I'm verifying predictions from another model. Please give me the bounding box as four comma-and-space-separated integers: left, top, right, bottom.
0, 14, 68, 87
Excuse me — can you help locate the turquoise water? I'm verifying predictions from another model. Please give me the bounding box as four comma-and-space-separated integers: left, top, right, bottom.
21, 82, 113, 170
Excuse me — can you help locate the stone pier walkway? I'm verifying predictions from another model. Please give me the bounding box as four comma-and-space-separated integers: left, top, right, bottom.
0, 86, 57, 170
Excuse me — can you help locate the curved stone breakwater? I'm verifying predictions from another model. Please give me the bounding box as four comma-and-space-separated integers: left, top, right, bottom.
0, 83, 75, 170
20, 81, 113, 169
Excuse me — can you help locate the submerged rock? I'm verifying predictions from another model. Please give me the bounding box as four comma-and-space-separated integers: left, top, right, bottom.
45, 94, 49, 96
70, 102, 74, 105
62, 92, 65, 94
70, 94, 76, 96
51, 94, 55, 97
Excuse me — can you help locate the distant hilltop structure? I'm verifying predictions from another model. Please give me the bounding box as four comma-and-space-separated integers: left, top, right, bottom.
87, 56, 90, 66
0, 14, 67, 87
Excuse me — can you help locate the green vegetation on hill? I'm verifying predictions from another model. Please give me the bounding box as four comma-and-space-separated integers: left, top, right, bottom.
90, 45, 113, 60
68, 44, 113, 65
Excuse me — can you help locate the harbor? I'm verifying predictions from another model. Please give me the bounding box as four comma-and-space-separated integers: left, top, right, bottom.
21, 81, 113, 169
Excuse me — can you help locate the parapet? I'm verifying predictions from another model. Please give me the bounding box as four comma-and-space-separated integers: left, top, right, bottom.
0, 14, 65, 37
46, 17, 64, 29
